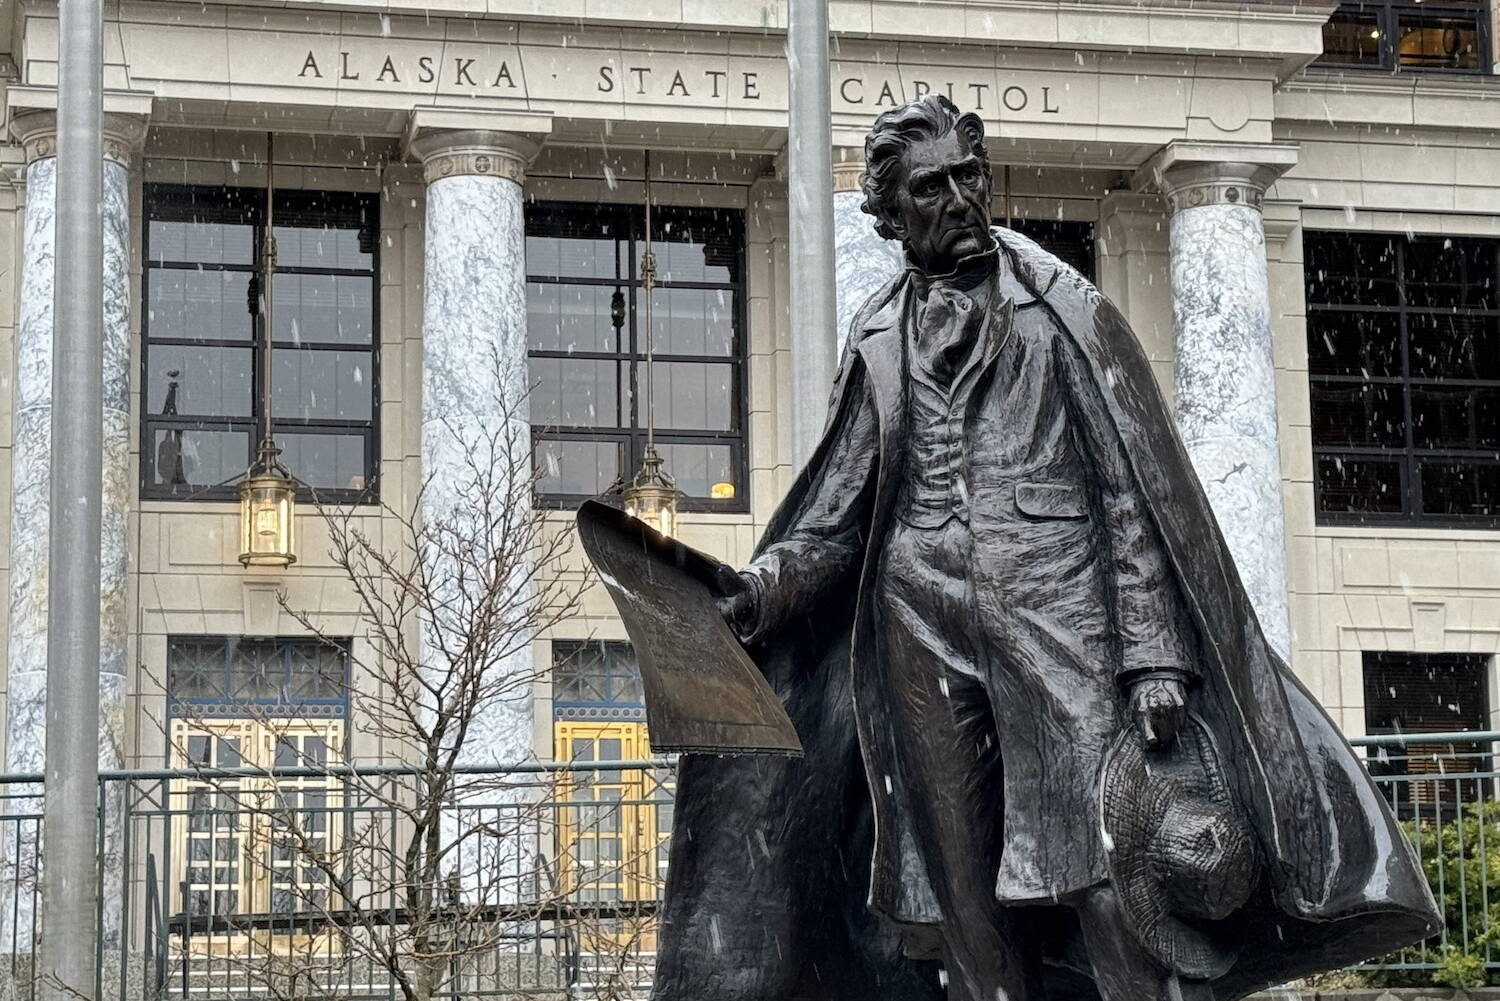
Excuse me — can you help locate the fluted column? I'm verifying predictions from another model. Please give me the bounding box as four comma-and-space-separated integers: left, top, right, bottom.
410, 128, 538, 768
2, 108, 142, 950
832, 148, 901, 350
1156, 143, 1297, 660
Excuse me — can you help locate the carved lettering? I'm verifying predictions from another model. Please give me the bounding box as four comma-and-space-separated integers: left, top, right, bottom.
275, 47, 1068, 120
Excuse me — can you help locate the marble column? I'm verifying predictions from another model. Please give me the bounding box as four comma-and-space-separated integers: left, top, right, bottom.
1157, 146, 1296, 660
832, 148, 902, 350
2, 110, 142, 951
410, 129, 538, 774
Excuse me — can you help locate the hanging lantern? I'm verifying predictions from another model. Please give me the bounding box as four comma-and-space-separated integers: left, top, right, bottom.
622, 449, 682, 539
237, 131, 298, 568
239, 441, 297, 567
607, 150, 685, 539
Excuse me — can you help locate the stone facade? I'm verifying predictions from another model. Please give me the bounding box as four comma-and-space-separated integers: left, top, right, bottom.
0, 0, 1491, 774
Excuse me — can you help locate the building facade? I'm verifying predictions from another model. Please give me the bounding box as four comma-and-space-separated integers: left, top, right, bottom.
0, 0, 1495, 830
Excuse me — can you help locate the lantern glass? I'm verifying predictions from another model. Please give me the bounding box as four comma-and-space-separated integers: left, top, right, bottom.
623, 482, 679, 540
239, 473, 298, 567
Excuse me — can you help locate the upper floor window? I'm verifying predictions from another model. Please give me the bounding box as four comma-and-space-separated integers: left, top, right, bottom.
1318, 0, 1489, 72
525, 201, 747, 511
143, 185, 379, 503
1305, 232, 1500, 526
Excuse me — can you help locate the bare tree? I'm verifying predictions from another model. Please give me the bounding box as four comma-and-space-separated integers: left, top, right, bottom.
148, 379, 667, 1001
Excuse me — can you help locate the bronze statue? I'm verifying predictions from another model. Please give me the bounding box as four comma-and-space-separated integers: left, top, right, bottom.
625, 96, 1439, 1001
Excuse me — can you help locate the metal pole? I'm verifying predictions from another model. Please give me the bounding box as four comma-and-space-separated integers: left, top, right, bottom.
41, 0, 104, 990
787, 0, 837, 467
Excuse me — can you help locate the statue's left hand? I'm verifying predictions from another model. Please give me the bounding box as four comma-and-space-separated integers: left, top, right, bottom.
1130, 677, 1186, 749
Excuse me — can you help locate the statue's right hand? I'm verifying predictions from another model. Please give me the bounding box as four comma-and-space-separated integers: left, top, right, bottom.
711, 566, 759, 642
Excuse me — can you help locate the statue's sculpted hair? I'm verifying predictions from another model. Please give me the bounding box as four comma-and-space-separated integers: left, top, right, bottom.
860, 94, 990, 240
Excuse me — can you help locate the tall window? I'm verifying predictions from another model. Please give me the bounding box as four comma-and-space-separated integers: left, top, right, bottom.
1317, 0, 1489, 72
143, 186, 379, 502
1304, 232, 1500, 525
525, 202, 746, 509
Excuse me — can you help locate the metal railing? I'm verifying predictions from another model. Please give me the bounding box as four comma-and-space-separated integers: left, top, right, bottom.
0, 733, 1496, 997
0, 759, 677, 1000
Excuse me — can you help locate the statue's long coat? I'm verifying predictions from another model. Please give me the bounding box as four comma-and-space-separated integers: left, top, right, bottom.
649, 228, 1440, 1001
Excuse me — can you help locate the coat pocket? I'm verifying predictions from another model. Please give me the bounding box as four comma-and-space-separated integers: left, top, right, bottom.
1015, 481, 1088, 519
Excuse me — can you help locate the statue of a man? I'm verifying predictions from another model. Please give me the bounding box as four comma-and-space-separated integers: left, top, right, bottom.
649, 96, 1438, 1001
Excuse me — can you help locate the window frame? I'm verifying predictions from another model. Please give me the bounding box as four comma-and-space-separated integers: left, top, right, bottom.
1306, 230, 1500, 529
1315, 0, 1491, 74
525, 200, 750, 513
140, 184, 381, 505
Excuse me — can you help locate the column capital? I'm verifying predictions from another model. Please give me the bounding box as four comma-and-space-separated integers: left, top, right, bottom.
6, 88, 152, 168
832, 147, 864, 194
404, 109, 550, 186
1139, 141, 1298, 215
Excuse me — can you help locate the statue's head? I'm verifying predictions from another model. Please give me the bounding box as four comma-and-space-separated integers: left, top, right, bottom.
861, 95, 993, 275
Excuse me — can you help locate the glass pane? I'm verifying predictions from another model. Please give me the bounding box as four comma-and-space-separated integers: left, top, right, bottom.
271, 349, 373, 421
1396, 13, 1481, 70
650, 287, 734, 356
524, 233, 621, 282
1306, 311, 1401, 378
1406, 237, 1499, 308
147, 269, 254, 341
650, 362, 733, 431
274, 222, 373, 271
535, 438, 621, 497
657, 442, 735, 499
638, 209, 741, 284
274, 431, 368, 491
168, 639, 226, 698
273, 274, 373, 345
288, 645, 345, 700
1319, 11, 1383, 66
571, 738, 596, 763
1305, 234, 1399, 306
217, 738, 242, 769
231, 641, 284, 700
527, 283, 621, 353
1316, 455, 1404, 515
1309, 381, 1405, 447
147, 345, 254, 417
1419, 461, 1499, 517
1408, 312, 1500, 379
529, 358, 622, 428
148, 219, 254, 266
1410, 386, 1500, 449
148, 427, 250, 489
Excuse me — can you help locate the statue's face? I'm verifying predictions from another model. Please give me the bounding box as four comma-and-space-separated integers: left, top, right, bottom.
885, 130, 992, 275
